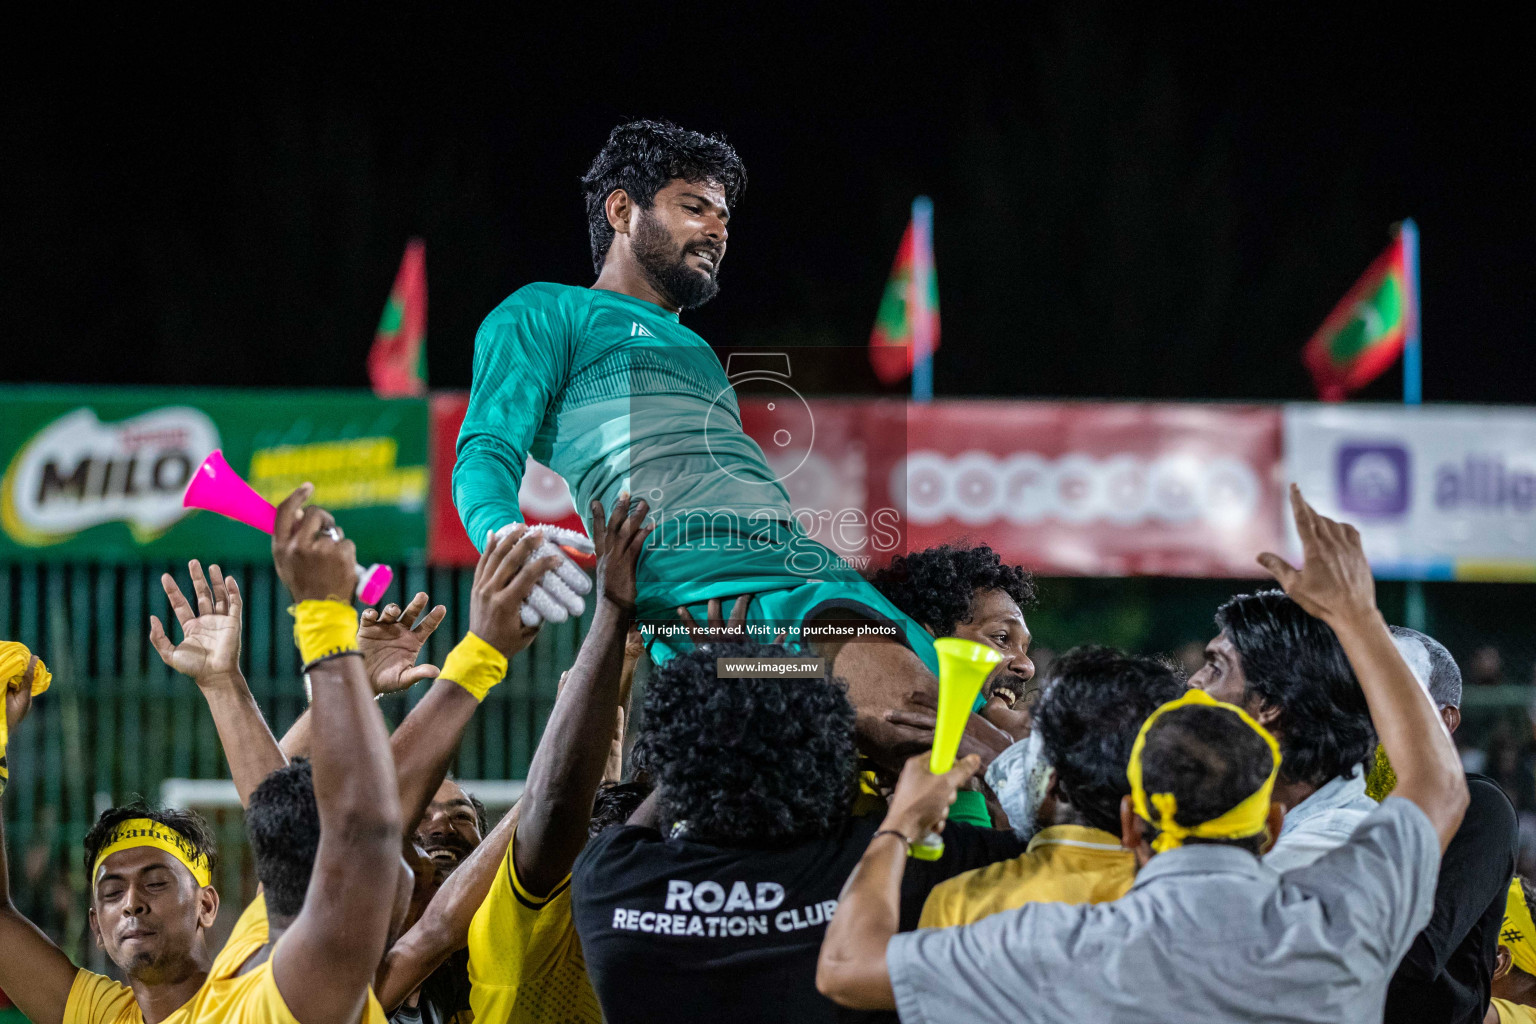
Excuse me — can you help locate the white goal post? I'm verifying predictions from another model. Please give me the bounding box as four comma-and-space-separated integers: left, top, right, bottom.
160, 778, 527, 813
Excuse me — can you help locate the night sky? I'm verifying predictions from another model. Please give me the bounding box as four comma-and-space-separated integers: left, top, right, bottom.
6, 6, 1532, 405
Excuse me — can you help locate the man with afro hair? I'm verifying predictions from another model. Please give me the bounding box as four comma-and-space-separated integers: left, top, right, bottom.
570, 641, 1022, 1023
868, 543, 1037, 712
869, 544, 1038, 827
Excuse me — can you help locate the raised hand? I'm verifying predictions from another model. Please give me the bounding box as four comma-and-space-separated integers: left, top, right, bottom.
1258, 484, 1379, 627
882, 752, 983, 841
591, 494, 654, 613
604, 706, 627, 786
621, 624, 647, 704
676, 595, 754, 648
624, 625, 647, 664
470, 525, 564, 658
359, 592, 447, 695
150, 560, 244, 684
273, 484, 359, 604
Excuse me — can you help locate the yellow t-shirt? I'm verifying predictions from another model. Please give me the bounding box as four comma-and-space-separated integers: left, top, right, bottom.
1494, 998, 1536, 1024
918, 824, 1135, 929
64, 895, 388, 1024
467, 828, 602, 1024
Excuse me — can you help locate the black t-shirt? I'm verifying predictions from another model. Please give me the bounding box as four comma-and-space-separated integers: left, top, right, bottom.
1384, 773, 1518, 1024
571, 814, 1023, 1024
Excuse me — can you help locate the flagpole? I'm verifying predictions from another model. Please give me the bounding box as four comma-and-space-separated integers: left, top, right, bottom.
910, 196, 934, 404
1401, 219, 1421, 406
1400, 218, 1426, 631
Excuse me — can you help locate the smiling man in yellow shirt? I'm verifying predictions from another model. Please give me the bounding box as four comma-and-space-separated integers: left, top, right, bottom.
0, 650, 235, 1024
2, 493, 406, 1024
920, 647, 1185, 928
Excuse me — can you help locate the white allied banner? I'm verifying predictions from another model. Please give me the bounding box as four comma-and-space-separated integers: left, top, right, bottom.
1283, 405, 1536, 580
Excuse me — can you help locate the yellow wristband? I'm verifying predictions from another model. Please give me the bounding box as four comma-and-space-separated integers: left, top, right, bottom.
290, 600, 360, 665
440, 632, 508, 702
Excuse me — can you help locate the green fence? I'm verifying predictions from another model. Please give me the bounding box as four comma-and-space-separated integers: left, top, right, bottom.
1, 559, 587, 969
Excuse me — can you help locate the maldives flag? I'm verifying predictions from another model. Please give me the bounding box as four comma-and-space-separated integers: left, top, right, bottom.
368, 238, 428, 397
1302, 229, 1416, 401
869, 207, 939, 384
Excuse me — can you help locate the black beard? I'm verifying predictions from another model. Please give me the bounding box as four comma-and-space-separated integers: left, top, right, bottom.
632, 210, 721, 310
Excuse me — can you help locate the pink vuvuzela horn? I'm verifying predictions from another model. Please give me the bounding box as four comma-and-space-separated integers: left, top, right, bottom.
183, 449, 393, 604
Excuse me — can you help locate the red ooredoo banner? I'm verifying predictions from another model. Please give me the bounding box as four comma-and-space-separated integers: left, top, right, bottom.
878, 401, 1282, 577
429, 396, 1282, 577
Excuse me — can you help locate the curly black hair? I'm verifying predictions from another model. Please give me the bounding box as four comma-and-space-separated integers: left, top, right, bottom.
634, 642, 856, 846
1139, 703, 1276, 854
83, 799, 218, 884
1216, 590, 1375, 789
590, 781, 652, 838
246, 758, 320, 919
868, 544, 1036, 638
580, 120, 747, 274
1032, 646, 1187, 835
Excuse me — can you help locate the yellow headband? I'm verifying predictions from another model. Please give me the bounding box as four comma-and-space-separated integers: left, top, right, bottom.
1126, 688, 1282, 854
91, 818, 212, 889
1504, 877, 1536, 977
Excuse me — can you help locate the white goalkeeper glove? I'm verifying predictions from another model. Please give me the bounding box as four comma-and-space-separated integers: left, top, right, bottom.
493, 523, 595, 626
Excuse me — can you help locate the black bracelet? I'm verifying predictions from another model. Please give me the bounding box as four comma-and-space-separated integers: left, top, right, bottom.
871, 829, 913, 854
301, 648, 363, 675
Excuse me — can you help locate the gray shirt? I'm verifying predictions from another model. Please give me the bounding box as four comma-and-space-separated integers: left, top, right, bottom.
887, 796, 1439, 1024
1264, 767, 1379, 874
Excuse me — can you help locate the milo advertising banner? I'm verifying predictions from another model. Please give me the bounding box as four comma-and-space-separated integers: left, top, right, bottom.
0, 387, 429, 562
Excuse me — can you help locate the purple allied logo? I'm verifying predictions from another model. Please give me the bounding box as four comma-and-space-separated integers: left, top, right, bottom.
1337, 443, 1411, 517
1435, 456, 1536, 513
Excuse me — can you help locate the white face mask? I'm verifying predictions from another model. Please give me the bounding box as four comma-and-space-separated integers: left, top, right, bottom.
989, 730, 1054, 841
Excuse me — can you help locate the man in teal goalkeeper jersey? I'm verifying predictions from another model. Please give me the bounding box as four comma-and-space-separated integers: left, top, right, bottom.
454, 120, 988, 779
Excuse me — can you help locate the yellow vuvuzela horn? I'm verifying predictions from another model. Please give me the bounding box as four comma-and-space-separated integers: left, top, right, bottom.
910, 637, 1004, 860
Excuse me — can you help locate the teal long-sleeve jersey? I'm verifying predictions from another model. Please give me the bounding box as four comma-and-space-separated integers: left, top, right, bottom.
455, 282, 946, 678
455, 283, 818, 616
